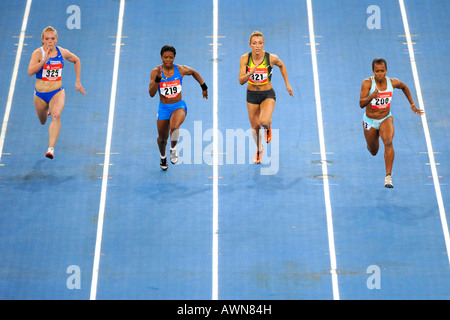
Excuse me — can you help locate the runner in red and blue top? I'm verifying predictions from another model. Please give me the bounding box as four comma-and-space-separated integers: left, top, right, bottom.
148, 45, 208, 171
28, 26, 85, 159
359, 58, 424, 188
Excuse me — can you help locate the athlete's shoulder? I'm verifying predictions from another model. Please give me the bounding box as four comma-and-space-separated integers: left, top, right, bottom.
361, 77, 373, 89
389, 77, 404, 88
240, 52, 251, 60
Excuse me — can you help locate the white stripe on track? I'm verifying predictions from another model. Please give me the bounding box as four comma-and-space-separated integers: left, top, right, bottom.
212, 0, 220, 301
306, 0, 340, 300
90, 0, 125, 300
399, 0, 450, 265
0, 0, 32, 163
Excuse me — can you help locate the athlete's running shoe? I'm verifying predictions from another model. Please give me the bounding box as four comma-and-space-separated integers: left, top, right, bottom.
384, 174, 393, 188
265, 125, 272, 143
45, 147, 54, 159
170, 148, 178, 164
253, 149, 263, 164
160, 156, 168, 171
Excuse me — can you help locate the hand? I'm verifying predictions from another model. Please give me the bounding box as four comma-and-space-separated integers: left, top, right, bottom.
248, 66, 257, 75
411, 104, 424, 115
202, 89, 208, 99
75, 81, 86, 94
158, 65, 163, 78
286, 84, 293, 97
43, 46, 52, 63
371, 88, 379, 99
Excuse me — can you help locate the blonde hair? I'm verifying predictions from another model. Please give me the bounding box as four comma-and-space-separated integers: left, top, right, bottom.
249, 31, 264, 42
41, 26, 58, 45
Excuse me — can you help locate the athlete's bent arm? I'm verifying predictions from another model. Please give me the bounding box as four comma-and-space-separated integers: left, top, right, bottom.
63, 48, 85, 94
180, 65, 208, 99
272, 54, 293, 96
28, 49, 48, 76
148, 67, 161, 98
359, 79, 378, 108
238, 54, 255, 85
391, 78, 423, 115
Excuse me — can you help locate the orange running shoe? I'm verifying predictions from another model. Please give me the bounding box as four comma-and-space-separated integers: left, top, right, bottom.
253, 149, 263, 164
265, 125, 272, 143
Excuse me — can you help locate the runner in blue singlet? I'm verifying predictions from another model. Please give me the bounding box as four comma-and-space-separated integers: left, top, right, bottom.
148, 45, 208, 170
28, 26, 85, 159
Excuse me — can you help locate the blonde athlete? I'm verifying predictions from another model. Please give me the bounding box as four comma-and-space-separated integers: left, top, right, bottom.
239, 31, 293, 164
359, 58, 424, 188
28, 26, 85, 159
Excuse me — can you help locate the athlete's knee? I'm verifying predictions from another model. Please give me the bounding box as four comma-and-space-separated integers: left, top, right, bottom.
51, 111, 61, 121
259, 118, 271, 128
383, 139, 393, 147
169, 124, 181, 133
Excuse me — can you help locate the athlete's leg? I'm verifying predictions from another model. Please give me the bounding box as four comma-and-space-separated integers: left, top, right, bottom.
379, 116, 395, 176
169, 108, 186, 148
363, 121, 380, 156
259, 98, 275, 129
157, 119, 170, 157
247, 102, 262, 150
48, 89, 65, 148
34, 95, 49, 125
260, 98, 275, 143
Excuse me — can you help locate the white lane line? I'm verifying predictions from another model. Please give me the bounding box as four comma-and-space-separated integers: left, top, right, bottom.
90, 0, 125, 300
212, 0, 219, 301
399, 0, 450, 265
0, 0, 32, 163
306, 0, 340, 300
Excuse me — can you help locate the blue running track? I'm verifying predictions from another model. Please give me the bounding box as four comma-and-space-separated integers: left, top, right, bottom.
0, 0, 449, 300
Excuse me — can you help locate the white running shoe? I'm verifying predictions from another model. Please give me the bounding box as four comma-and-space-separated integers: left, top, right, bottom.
384, 174, 393, 188
46, 147, 54, 159
170, 148, 178, 164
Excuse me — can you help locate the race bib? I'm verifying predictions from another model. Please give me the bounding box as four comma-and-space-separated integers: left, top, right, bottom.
248, 67, 268, 85
41, 63, 63, 81
371, 91, 392, 109
160, 80, 182, 98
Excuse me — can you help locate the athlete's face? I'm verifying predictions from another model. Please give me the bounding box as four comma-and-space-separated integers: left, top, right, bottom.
161, 51, 175, 67
373, 63, 387, 81
249, 36, 264, 54
42, 31, 57, 49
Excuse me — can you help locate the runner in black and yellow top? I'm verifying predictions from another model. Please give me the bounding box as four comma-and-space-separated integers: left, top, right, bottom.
239, 31, 293, 164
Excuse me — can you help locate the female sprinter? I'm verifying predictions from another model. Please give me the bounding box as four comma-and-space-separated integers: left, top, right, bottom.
239, 31, 293, 164
359, 58, 424, 188
28, 26, 85, 159
148, 45, 208, 171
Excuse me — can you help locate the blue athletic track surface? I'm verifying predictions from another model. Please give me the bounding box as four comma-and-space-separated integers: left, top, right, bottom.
0, 0, 449, 302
